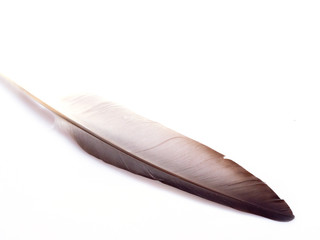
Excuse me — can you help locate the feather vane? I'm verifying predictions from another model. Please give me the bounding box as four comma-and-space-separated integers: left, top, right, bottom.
1, 77, 294, 221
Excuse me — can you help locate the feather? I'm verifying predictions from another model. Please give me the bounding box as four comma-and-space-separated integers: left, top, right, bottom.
1, 76, 294, 221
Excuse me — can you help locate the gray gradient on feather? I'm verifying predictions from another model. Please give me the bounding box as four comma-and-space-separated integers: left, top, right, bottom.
57, 95, 294, 221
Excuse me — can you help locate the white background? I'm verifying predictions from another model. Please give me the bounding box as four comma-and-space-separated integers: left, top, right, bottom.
0, 1, 319, 239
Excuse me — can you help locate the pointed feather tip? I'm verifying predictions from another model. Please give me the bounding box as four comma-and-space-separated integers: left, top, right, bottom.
208, 191, 295, 222
272, 203, 295, 222
220, 193, 294, 221
280, 213, 295, 222
268, 209, 294, 222
251, 198, 294, 221
261, 192, 295, 221
243, 191, 295, 222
